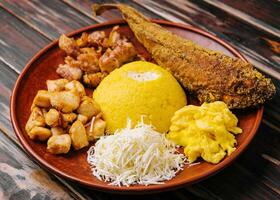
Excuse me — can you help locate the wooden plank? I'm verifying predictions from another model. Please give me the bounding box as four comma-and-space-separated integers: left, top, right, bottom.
0, 60, 18, 142
199, 162, 280, 200
63, 0, 163, 22
263, 78, 280, 130
219, 0, 280, 30
237, 125, 280, 191
204, 0, 280, 38
63, 0, 122, 23
81, 187, 202, 200
133, 0, 280, 80
0, 7, 49, 72
0, 129, 74, 200
1, 0, 96, 40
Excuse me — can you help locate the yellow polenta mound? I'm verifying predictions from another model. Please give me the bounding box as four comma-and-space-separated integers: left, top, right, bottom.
93, 61, 187, 133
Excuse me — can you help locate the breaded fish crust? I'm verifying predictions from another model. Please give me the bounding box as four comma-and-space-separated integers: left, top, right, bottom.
93, 4, 276, 109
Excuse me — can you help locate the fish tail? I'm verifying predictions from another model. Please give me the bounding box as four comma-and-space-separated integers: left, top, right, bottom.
92, 4, 149, 24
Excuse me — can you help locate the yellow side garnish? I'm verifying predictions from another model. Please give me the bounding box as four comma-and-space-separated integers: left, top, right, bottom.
167, 101, 242, 164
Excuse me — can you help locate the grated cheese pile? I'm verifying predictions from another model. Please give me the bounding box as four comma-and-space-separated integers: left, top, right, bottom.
87, 121, 186, 186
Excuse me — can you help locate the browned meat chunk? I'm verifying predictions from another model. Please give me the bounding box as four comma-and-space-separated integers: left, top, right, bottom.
83, 72, 106, 88
77, 96, 100, 118
99, 42, 137, 73
64, 80, 86, 98
46, 79, 69, 92
77, 50, 100, 73
47, 134, 71, 154
32, 90, 51, 108
50, 91, 80, 113
45, 108, 60, 127
50, 127, 65, 136
69, 120, 89, 150
59, 34, 79, 56
86, 117, 106, 141
88, 31, 108, 47
56, 64, 82, 80
76, 32, 89, 47
25, 107, 46, 134
29, 127, 52, 141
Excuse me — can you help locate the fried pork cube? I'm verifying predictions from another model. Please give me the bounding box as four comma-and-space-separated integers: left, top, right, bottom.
64, 49, 100, 74
80, 47, 102, 57
32, 90, 51, 108
51, 127, 65, 136
69, 120, 89, 150
61, 113, 77, 128
29, 127, 52, 141
77, 114, 88, 124
45, 108, 60, 127
25, 107, 45, 133
77, 96, 100, 118
76, 32, 89, 47
62, 113, 77, 123
108, 26, 122, 46
64, 56, 80, 68
47, 134, 71, 154
59, 34, 79, 56
77, 48, 100, 73
86, 118, 106, 141
83, 72, 106, 88
46, 79, 69, 92
65, 80, 86, 98
56, 64, 82, 81
50, 91, 80, 113
108, 26, 128, 47
99, 42, 137, 73
41, 108, 48, 118
88, 31, 108, 47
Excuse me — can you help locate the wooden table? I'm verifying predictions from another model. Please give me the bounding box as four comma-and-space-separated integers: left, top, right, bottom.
0, 0, 279, 199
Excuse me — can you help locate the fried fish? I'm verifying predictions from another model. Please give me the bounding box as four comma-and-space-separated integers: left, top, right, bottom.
93, 4, 275, 109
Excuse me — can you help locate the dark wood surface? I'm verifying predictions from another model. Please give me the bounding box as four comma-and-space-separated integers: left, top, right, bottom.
0, 0, 279, 199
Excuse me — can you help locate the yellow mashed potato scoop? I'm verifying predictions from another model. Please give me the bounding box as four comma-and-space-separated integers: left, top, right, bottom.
93, 61, 187, 133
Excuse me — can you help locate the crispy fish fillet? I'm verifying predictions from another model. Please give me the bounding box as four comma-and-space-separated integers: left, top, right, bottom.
93, 4, 276, 109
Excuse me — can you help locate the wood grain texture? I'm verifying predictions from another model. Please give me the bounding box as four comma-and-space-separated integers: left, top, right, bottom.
133, 0, 280, 80
1, 0, 96, 40
262, 78, 280, 130
200, 162, 280, 200
0, 130, 73, 200
63, 0, 163, 22
63, 0, 122, 23
204, 0, 280, 38
219, 0, 280, 30
0, 7, 49, 72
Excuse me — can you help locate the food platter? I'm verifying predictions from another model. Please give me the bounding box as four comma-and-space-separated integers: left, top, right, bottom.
10, 20, 263, 193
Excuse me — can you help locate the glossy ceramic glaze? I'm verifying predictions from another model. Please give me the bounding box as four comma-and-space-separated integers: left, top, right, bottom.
10, 20, 263, 194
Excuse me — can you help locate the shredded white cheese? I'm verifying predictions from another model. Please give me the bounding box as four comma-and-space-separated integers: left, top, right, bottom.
87, 121, 186, 186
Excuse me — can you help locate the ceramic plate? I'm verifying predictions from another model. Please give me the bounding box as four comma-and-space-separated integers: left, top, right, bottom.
10, 20, 263, 194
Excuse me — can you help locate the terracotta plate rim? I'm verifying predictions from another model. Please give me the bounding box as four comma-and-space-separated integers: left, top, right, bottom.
10, 19, 263, 193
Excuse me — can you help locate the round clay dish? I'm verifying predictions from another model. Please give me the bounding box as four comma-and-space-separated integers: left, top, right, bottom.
10, 20, 263, 194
